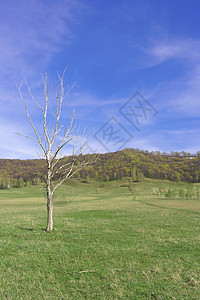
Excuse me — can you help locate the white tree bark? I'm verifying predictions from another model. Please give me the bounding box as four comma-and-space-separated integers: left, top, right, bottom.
17, 68, 94, 231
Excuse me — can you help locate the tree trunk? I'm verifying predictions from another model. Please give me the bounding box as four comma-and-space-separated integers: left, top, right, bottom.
46, 178, 53, 231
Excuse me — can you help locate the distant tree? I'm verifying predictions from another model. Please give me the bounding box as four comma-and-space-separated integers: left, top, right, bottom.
155, 151, 161, 155
165, 189, 172, 198
93, 171, 99, 180
131, 167, 137, 181
17, 69, 93, 231
0, 177, 6, 189
172, 188, 177, 198
128, 178, 135, 195
0, 177, 11, 189
95, 186, 100, 194
85, 175, 91, 184
136, 169, 144, 182
185, 189, 192, 198
12, 178, 18, 188
113, 172, 117, 180
17, 177, 24, 188
25, 179, 31, 186
179, 188, 185, 199
170, 151, 176, 156
105, 175, 110, 182
7, 179, 11, 189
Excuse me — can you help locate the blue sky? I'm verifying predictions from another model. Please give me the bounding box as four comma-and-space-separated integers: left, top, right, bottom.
0, 0, 200, 158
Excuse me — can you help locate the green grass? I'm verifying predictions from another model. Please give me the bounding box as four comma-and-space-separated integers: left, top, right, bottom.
0, 179, 200, 299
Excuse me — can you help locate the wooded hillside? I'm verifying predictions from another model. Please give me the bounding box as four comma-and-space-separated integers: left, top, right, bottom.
0, 148, 199, 188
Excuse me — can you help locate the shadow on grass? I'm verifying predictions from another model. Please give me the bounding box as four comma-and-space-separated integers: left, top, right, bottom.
18, 226, 34, 231
18, 226, 48, 232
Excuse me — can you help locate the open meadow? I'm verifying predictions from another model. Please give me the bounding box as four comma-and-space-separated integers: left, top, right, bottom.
0, 178, 200, 299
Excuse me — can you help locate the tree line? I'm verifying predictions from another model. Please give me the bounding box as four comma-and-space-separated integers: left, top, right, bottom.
0, 176, 41, 189
0, 148, 200, 187
152, 186, 200, 199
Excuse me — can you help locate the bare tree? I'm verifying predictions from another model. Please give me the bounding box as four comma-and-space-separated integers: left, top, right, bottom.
17, 69, 92, 231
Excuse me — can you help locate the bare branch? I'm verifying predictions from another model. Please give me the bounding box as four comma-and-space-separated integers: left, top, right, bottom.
52, 152, 96, 195
37, 171, 47, 184
17, 81, 47, 156
17, 68, 93, 231
51, 137, 72, 163
15, 132, 40, 144
43, 73, 51, 147
23, 79, 43, 111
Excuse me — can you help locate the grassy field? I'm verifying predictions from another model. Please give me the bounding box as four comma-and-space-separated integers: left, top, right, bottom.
0, 178, 200, 299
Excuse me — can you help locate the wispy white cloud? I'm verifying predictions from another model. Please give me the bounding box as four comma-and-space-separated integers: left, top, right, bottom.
159, 129, 198, 135
66, 91, 124, 108
142, 37, 200, 118
147, 38, 200, 65
0, 2, 199, 158
0, 0, 90, 158
131, 129, 200, 153
0, 117, 42, 159
0, 0, 85, 78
